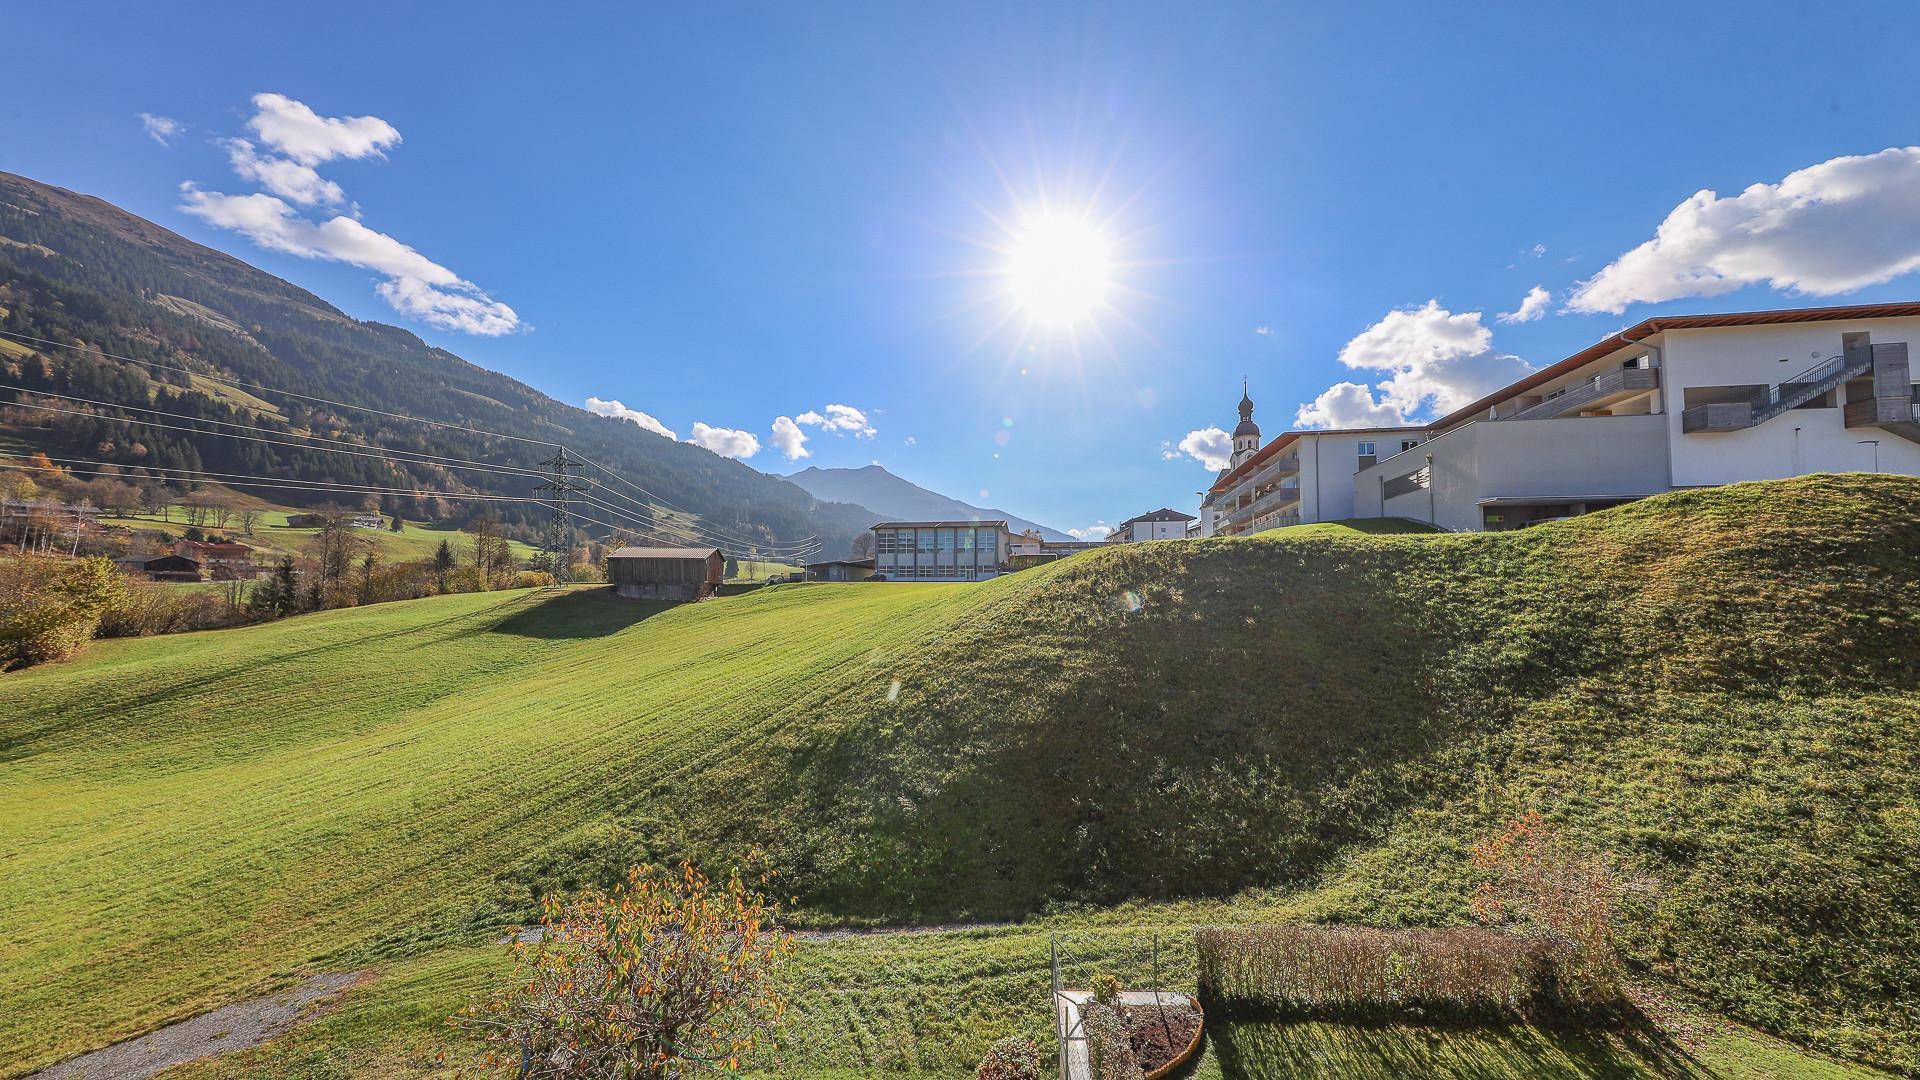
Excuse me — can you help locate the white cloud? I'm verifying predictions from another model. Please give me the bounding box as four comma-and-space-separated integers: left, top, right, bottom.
221, 138, 344, 207
246, 92, 400, 166
904, 435, 917, 446
1069, 522, 1113, 541
687, 422, 760, 460
179, 185, 521, 336
1175, 426, 1233, 471
794, 403, 876, 437
583, 397, 676, 440
1255, 325, 1273, 336
770, 415, 810, 460
1569, 145, 1920, 314
1528, 243, 1547, 257
1308, 300, 1532, 421
1294, 381, 1409, 429
138, 113, 183, 146
1497, 285, 1551, 325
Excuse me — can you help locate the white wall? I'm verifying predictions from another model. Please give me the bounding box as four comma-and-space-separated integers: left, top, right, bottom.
1355, 415, 1670, 531
1296, 432, 1424, 522
1662, 320, 1920, 486
1123, 519, 1188, 541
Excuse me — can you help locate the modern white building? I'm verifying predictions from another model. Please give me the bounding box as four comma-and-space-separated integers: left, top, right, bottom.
1208, 425, 1428, 535
1111, 507, 1196, 542
1207, 301, 1920, 535
1353, 301, 1920, 531
871, 520, 1011, 580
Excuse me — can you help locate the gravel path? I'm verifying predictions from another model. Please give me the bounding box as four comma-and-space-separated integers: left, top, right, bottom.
27, 971, 370, 1080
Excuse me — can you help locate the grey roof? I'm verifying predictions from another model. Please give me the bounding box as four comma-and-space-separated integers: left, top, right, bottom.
870, 520, 1010, 530
607, 545, 722, 559
1119, 507, 1197, 526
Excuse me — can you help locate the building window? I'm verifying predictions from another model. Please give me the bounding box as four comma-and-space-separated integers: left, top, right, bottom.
1401, 439, 1419, 452
1356, 441, 1375, 457
917, 530, 935, 554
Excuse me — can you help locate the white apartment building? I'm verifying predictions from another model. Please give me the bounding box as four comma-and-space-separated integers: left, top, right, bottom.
1352, 301, 1920, 531
1208, 426, 1428, 535
1111, 508, 1196, 542
871, 520, 1011, 580
1208, 301, 1920, 535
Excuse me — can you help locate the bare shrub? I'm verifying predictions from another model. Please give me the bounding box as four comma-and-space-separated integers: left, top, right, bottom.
975, 1034, 1047, 1080
1194, 923, 1620, 1021
1082, 1000, 1143, 1080
1471, 812, 1632, 1010
97, 578, 242, 637
453, 862, 793, 1078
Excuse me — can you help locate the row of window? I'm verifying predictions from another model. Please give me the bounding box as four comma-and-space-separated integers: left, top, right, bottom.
874, 528, 1000, 555
1356, 439, 1422, 457
881, 565, 997, 579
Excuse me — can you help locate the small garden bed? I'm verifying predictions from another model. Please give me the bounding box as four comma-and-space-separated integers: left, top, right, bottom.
1082, 982, 1206, 1080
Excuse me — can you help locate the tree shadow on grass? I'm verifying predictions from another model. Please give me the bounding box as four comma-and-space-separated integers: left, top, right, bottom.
486, 587, 674, 639
1206, 1015, 1711, 1079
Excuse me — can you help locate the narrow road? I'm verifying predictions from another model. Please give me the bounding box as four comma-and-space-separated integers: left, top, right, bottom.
26, 971, 370, 1080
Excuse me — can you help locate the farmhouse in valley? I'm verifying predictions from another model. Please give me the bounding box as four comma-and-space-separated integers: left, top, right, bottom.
606, 545, 724, 601
1204, 301, 1920, 535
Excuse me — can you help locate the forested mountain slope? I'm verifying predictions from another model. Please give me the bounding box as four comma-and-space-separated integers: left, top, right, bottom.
0, 171, 876, 554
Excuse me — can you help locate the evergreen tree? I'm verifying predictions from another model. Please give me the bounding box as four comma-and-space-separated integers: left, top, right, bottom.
432, 539, 456, 593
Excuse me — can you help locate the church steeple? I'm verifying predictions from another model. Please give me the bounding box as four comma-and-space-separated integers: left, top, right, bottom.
1231, 377, 1260, 467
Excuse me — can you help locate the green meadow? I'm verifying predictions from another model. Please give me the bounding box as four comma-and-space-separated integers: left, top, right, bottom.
4, 474, 1918, 1077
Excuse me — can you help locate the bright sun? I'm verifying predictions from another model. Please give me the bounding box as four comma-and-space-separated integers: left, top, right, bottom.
1005, 214, 1113, 326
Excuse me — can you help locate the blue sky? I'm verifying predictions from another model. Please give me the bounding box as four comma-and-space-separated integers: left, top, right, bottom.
9, 3, 1920, 537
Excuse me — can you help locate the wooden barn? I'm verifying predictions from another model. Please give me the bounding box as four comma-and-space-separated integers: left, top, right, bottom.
113, 553, 204, 582
606, 545, 724, 601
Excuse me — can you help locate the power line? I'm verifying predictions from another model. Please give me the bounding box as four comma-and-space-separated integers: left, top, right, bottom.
0, 455, 769, 556
0, 328, 558, 447
0, 382, 551, 481
0, 329, 830, 552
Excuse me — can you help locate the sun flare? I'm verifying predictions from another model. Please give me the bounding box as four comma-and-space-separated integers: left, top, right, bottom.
1004, 214, 1113, 326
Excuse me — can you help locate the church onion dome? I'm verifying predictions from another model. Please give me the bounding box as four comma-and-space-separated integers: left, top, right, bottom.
1233, 418, 1260, 437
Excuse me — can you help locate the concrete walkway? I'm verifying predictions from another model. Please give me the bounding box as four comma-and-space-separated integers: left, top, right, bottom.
26, 972, 369, 1080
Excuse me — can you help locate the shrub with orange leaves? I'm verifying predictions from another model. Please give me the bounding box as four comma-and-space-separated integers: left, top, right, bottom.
1470, 812, 1631, 1010
452, 861, 795, 1078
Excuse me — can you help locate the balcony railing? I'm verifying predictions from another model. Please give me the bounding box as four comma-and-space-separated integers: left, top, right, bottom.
1227, 485, 1300, 529
1506, 367, 1660, 421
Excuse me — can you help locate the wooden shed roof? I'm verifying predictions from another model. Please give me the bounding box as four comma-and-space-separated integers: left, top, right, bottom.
607, 546, 722, 559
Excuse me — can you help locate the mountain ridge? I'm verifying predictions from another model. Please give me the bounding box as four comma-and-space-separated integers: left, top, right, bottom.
784, 463, 1073, 541
0, 170, 881, 557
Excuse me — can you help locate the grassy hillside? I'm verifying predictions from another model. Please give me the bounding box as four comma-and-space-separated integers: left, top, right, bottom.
0, 170, 880, 554
97, 505, 540, 563
3, 474, 1917, 1075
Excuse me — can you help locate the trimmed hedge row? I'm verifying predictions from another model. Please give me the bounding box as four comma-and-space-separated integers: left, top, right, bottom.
1195, 924, 1627, 1023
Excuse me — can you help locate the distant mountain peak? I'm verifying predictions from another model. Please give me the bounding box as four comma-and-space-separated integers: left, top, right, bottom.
783, 464, 1071, 541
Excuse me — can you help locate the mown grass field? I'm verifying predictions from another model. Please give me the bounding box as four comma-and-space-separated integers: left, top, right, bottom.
97, 507, 540, 563
4, 474, 1918, 1077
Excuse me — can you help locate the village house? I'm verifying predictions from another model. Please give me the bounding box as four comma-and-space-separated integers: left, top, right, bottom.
175, 539, 260, 579
1108, 508, 1196, 542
